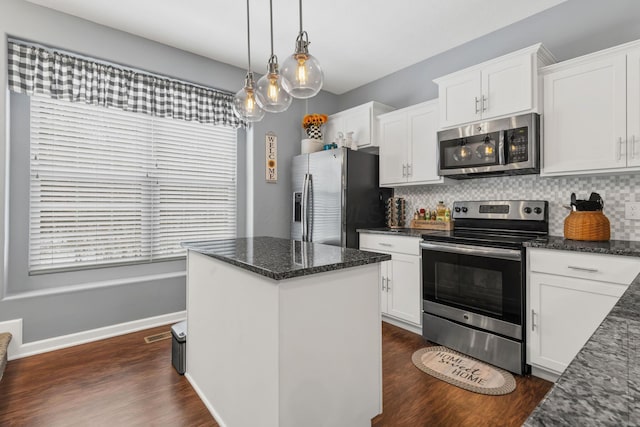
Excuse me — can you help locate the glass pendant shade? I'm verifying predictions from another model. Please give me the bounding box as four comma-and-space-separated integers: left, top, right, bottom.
281, 34, 323, 99
233, 72, 265, 122
256, 57, 292, 113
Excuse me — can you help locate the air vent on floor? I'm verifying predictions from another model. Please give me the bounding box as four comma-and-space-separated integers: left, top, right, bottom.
144, 331, 172, 344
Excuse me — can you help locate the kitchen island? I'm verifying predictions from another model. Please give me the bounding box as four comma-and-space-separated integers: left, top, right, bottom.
182, 237, 390, 427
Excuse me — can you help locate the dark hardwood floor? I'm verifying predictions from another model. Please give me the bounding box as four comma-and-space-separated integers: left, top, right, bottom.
373, 322, 553, 427
0, 325, 217, 427
0, 322, 552, 427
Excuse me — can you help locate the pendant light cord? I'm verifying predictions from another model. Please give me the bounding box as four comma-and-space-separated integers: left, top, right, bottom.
269, 0, 274, 57
246, 0, 252, 72
298, 0, 303, 33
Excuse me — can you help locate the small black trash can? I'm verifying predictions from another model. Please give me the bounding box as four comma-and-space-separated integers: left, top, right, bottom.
171, 320, 187, 375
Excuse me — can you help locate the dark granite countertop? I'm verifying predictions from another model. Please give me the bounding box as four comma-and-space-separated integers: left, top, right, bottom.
182, 236, 390, 281
524, 235, 640, 257
524, 272, 640, 426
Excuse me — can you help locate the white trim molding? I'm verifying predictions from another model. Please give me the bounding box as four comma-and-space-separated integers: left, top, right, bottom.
1, 311, 185, 361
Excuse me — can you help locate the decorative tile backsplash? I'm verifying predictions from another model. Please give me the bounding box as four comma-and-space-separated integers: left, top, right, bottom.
394, 174, 640, 241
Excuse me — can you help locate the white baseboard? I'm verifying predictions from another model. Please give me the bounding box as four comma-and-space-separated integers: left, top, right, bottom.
2, 311, 186, 361
0, 319, 23, 360
531, 365, 560, 383
185, 373, 227, 427
382, 315, 422, 335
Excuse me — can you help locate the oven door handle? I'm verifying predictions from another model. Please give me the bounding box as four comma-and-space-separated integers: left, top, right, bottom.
420, 241, 522, 261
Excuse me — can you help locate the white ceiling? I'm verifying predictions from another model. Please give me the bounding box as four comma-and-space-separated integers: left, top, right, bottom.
23, 0, 567, 94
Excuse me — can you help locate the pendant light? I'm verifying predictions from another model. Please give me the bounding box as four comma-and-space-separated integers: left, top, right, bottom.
281, 0, 323, 99
255, 0, 292, 113
233, 0, 265, 122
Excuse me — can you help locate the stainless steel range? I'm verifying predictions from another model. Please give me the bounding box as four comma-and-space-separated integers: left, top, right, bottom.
420, 200, 548, 374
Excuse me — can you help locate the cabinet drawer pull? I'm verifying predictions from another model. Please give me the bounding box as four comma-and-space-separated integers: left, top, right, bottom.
379, 243, 393, 247
402, 164, 407, 177
381, 276, 387, 291
407, 163, 412, 176
531, 309, 536, 331
386, 278, 391, 291
474, 97, 480, 114
633, 135, 637, 159
567, 265, 599, 273
482, 95, 488, 112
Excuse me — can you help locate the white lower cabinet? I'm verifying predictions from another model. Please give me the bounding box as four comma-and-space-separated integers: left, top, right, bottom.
527, 248, 640, 377
360, 233, 422, 332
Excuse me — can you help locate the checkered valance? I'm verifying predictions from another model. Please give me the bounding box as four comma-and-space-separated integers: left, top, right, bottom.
7, 40, 243, 128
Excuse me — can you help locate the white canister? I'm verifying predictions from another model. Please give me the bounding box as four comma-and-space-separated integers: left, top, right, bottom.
301, 138, 324, 154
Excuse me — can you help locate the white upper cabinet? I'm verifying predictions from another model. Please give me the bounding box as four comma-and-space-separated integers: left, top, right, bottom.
378, 100, 445, 186
541, 41, 640, 176
434, 44, 554, 129
378, 113, 408, 185
324, 101, 394, 149
627, 48, 640, 167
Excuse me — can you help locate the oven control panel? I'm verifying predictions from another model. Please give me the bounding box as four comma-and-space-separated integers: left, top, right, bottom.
453, 200, 547, 221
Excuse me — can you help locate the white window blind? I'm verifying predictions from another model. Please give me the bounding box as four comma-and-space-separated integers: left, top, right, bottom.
29, 95, 237, 273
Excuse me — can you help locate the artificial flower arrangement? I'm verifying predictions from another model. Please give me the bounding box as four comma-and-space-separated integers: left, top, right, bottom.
302, 113, 328, 140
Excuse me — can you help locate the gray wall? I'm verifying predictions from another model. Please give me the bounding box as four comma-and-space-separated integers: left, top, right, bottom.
4, 0, 640, 343
0, 0, 251, 342
0, 0, 337, 343
336, 0, 640, 244
250, 91, 339, 238
339, 0, 640, 110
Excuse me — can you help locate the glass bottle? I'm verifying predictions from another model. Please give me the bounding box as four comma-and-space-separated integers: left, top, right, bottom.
436, 201, 446, 221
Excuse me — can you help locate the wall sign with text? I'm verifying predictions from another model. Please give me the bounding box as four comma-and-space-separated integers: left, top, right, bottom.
266, 132, 277, 183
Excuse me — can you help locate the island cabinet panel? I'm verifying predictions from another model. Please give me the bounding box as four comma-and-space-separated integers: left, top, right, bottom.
186, 251, 280, 427
185, 250, 382, 427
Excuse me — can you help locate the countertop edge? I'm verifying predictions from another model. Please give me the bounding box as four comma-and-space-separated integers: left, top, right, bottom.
190, 250, 391, 280
183, 237, 392, 281
524, 236, 640, 258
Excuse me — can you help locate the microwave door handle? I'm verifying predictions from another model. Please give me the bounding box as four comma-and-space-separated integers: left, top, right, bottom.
498, 132, 506, 165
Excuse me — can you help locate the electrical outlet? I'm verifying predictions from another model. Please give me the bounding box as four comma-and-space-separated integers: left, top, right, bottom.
625, 202, 640, 220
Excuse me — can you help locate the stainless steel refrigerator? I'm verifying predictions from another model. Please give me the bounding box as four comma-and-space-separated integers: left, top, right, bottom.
291, 148, 389, 248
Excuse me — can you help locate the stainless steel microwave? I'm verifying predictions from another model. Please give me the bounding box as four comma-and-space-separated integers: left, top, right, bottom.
437, 113, 540, 179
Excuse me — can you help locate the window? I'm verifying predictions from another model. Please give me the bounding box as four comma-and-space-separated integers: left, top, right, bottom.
29, 95, 237, 273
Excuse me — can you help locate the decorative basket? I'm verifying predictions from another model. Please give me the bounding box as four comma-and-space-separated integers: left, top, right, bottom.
563, 211, 610, 241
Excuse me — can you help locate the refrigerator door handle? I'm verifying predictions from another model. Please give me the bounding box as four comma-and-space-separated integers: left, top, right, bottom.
302, 173, 313, 241
306, 174, 313, 241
